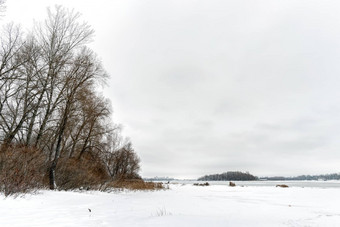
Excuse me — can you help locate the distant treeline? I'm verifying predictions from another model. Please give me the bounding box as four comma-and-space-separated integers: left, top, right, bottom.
261, 173, 340, 181
198, 171, 258, 181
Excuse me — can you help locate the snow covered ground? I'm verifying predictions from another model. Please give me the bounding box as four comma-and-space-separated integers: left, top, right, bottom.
1, 183, 340, 226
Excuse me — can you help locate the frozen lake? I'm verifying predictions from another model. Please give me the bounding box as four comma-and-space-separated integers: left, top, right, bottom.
1, 183, 340, 226
168, 180, 340, 188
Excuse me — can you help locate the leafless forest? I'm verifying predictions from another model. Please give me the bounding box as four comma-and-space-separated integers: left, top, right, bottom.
0, 5, 143, 195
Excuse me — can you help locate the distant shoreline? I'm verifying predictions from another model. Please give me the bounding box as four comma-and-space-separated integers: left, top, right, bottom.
145, 172, 340, 182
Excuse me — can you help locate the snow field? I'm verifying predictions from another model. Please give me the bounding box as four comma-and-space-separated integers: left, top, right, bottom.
1, 184, 340, 226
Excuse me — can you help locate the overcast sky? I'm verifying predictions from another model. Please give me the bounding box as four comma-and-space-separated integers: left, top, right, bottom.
3, 0, 340, 178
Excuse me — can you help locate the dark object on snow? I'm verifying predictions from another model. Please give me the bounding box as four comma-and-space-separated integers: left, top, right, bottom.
229, 181, 236, 187
276, 184, 289, 188
193, 182, 209, 186
88, 208, 91, 212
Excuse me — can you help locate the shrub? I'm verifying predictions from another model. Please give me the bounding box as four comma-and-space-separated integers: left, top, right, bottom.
0, 145, 48, 196
55, 153, 110, 190
101, 142, 141, 180
0, 143, 146, 195
276, 184, 289, 188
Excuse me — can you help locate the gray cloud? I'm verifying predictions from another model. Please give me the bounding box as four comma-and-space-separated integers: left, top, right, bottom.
5, 0, 340, 178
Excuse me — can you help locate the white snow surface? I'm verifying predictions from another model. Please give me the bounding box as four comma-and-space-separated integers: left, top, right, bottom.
1, 184, 340, 226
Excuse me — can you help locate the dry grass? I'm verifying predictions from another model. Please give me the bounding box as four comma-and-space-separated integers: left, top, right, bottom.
0, 145, 48, 196
0, 144, 154, 196
101, 179, 165, 191
155, 207, 172, 216
56, 153, 110, 190
276, 184, 289, 188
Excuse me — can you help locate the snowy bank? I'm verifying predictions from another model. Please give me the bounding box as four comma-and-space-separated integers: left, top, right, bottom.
1, 184, 340, 226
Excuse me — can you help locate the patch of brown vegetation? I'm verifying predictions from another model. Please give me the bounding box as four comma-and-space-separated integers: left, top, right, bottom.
0, 143, 148, 195
56, 153, 111, 190
0, 145, 48, 196
276, 184, 289, 188
102, 179, 165, 191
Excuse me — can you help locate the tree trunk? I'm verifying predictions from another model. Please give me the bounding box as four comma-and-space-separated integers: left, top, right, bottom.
49, 99, 70, 189
49, 164, 57, 190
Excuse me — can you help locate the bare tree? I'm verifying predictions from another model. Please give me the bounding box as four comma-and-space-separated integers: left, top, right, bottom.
0, 5, 142, 193
0, 24, 28, 146
102, 136, 141, 180
33, 5, 95, 148
2, 40, 43, 146
65, 86, 111, 159
49, 47, 107, 189
0, 0, 6, 16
